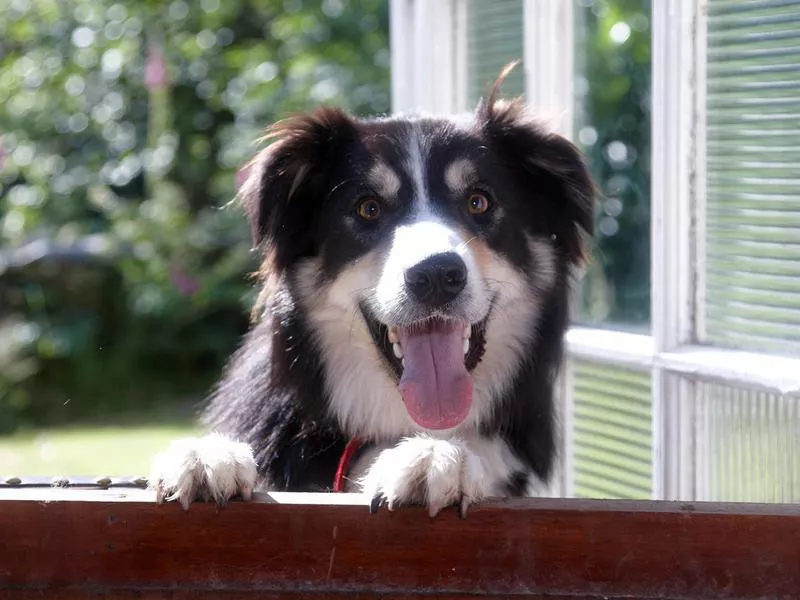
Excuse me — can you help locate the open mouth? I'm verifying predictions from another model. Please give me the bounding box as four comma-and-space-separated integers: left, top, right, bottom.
361, 303, 490, 431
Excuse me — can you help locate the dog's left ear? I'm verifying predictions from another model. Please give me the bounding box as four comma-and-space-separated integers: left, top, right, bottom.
477, 66, 596, 264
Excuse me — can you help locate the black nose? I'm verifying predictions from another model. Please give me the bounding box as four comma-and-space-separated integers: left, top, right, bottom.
404, 252, 467, 306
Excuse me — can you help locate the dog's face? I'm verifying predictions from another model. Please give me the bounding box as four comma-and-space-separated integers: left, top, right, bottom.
241, 94, 594, 439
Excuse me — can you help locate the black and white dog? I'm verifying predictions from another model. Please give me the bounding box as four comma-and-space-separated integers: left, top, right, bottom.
150, 68, 595, 517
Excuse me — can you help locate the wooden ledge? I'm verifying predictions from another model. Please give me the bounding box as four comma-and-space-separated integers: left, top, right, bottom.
1, 489, 799, 599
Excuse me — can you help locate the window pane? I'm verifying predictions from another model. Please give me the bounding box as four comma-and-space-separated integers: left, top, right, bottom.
696, 380, 800, 503
572, 360, 653, 499
573, 1, 652, 330
466, 0, 525, 105
703, 1, 800, 356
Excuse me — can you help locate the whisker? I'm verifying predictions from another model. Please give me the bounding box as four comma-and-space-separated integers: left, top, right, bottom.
483, 277, 525, 295
457, 236, 479, 252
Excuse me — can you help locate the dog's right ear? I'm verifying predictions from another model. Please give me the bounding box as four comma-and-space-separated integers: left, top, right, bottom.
238, 107, 357, 267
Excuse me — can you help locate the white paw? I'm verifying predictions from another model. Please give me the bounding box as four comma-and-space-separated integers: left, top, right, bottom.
148, 433, 258, 509
360, 436, 494, 517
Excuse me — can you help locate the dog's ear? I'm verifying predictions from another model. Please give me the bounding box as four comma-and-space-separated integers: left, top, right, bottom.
477, 63, 596, 264
238, 107, 358, 266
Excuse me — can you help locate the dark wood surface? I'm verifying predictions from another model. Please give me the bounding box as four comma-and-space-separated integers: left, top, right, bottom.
1, 489, 799, 599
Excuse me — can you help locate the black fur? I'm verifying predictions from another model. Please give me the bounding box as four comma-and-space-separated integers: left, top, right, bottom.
201, 86, 595, 494
203, 285, 348, 492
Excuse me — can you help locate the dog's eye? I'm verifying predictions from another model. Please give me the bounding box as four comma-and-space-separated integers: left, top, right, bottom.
356, 197, 383, 221
467, 191, 492, 216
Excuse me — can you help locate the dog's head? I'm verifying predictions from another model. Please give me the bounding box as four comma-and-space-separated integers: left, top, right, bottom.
240, 73, 594, 438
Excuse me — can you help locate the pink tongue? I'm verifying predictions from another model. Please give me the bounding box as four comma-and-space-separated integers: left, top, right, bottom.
397, 321, 473, 430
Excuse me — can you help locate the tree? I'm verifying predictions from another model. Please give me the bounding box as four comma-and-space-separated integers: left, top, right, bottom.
0, 0, 390, 431
575, 0, 652, 328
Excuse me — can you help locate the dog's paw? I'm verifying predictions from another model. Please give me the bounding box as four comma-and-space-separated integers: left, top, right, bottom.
148, 433, 258, 510
360, 436, 492, 518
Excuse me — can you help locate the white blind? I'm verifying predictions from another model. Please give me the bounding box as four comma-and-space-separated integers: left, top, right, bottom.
704, 0, 800, 356
572, 360, 652, 499
466, 0, 525, 105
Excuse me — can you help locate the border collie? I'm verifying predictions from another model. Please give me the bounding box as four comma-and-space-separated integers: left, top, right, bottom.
149, 66, 595, 517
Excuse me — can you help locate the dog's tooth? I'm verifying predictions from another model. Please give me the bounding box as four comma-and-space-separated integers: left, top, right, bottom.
401, 358, 406, 368
463, 338, 469, 355
463, 326, 471, 339
392, 342, 404, 359
388, 327, 398, 344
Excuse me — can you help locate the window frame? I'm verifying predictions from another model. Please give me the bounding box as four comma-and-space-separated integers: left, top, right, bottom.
389, 0, 800, 502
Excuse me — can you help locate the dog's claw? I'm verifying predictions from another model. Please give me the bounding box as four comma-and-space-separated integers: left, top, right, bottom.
369, 493, 384, 514
459, 495, 470, 519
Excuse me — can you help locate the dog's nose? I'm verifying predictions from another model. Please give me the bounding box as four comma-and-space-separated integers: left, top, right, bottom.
404, 252, 467, 306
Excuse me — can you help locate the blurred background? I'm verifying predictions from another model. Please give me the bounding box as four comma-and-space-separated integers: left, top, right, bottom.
0, 0, 649, 475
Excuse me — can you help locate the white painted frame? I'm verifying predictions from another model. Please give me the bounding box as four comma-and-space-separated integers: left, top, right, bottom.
651, 0, 702, 502
522, 0, 575, 137
389, 0, 800, 502
389, 0, 467, 115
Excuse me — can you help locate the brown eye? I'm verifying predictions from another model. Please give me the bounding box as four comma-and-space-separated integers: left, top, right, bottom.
467, 191, 491, 215
357, 197, 382, 221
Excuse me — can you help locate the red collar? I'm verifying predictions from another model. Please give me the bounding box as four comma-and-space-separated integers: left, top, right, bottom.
333, 438, 362, 492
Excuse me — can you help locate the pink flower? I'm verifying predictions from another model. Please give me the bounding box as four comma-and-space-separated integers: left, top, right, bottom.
145, 44, 168, 90
169, 265, 201, 296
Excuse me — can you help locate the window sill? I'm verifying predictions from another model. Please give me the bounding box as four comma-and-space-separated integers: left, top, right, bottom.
566, 327, 655, 368
567, 326, 800, 395
1, 488, 799, 598
659, 345, 800, 396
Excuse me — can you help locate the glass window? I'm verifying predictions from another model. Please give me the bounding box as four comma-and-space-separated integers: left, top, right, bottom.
703, 0, 800, 357
573, 0, 652, 330
695, 380, 800, 503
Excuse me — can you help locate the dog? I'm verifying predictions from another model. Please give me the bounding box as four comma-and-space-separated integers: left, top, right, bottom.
149, 66, 595, 517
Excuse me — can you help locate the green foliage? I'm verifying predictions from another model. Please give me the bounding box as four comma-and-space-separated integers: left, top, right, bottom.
575, 0, 651, 328
0, 0, 390, 432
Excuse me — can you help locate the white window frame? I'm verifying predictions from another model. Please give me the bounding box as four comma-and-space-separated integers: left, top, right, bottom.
389, 0, 800, 501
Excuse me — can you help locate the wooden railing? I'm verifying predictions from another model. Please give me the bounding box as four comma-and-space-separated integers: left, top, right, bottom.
1, 488, 799, 599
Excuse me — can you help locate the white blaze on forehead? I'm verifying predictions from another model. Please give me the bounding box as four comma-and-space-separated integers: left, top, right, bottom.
392, 220, 464, 263
405, 124, 430, 211
367, 161, 401, 198
444, 158, 477, 195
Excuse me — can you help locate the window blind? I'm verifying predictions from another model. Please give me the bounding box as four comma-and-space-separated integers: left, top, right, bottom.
704, 0, 800, 356
572, 360, 653, 499
466, 0, 525, 106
